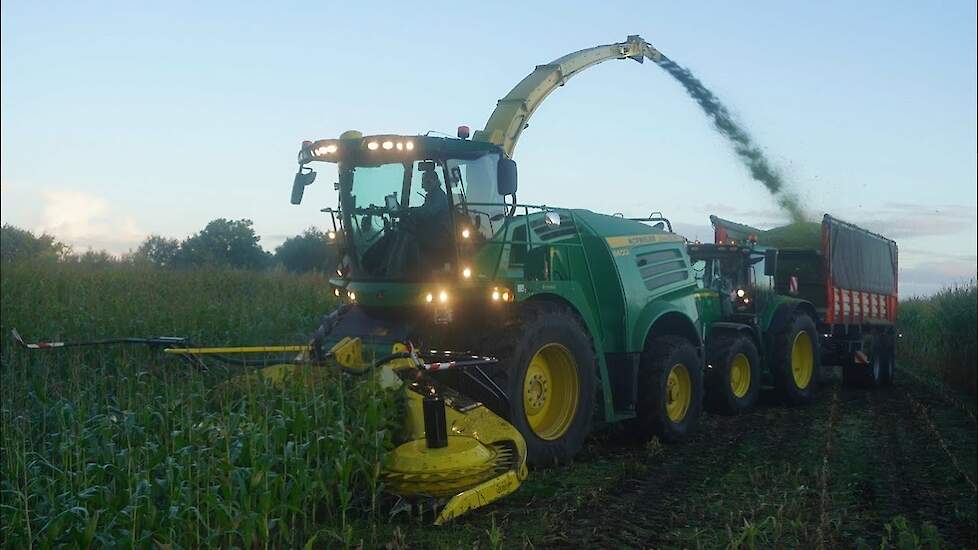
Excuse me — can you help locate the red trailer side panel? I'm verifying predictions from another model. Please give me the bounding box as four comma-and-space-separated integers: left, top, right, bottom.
822, 215, 898, 324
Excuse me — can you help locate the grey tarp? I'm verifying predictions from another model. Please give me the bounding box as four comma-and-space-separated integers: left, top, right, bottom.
825, 215, 898, 295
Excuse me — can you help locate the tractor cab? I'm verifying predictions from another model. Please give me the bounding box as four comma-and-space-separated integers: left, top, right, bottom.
687, 241, 779, 318
292, 131, 517, 288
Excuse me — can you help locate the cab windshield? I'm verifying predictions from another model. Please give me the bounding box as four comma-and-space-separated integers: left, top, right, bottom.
340, 152, 505, 280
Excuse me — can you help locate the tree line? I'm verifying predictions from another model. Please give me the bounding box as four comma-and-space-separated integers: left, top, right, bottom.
0, 219, 338, 274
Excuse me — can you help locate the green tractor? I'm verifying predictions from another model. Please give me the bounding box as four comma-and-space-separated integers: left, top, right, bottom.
687, 238, 821, 415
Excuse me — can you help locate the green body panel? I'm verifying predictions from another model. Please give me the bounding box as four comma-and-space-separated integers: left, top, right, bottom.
481, 209, 700, 422
693, 289, 723, 337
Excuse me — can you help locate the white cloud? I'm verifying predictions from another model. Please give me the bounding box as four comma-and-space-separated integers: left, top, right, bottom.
35, 189, 144, 254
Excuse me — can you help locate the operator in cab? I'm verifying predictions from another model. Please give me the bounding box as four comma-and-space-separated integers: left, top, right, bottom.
406, 167, 452, 266
413, 168, 449, 220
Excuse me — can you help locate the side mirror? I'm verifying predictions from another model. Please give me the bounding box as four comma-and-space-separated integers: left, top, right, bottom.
763, 248, 779, 277
497, 158, 518, 196
544, 211, 561, 226
291, 169, 317, 205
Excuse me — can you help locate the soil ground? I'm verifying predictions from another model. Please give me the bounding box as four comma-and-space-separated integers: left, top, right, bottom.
369, 365, 978, 549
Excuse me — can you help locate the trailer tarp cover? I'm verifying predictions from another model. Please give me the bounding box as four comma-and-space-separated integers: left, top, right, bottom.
825, 215, 898, 295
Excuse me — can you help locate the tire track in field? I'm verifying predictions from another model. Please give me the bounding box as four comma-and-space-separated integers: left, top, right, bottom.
815, 386, 840, 550
854, 382, 977, 547
896, 366, 977, 427
539, 394, 824, 549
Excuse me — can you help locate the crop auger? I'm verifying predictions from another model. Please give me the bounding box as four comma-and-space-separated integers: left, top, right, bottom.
15, 36, 712, 523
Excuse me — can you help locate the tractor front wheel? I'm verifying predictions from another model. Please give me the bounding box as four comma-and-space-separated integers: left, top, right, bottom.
492, 302, 596, 466
706, 335, 761, 415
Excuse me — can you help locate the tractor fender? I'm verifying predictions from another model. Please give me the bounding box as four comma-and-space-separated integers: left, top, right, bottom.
632, 300, 702, 356
707, 322, 760, 352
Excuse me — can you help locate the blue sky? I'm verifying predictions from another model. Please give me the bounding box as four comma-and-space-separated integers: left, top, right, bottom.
2, 1, 975, 295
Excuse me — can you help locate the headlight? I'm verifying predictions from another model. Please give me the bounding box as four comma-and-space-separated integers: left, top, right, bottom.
438, 290, 449, 303
491, 287, 513, 302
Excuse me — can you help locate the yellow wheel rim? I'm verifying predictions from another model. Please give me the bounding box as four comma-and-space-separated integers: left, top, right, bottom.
730, 353, 751, 398
666, 363, 692, 422
523, 344, 579, 440
791, 331, 814, 389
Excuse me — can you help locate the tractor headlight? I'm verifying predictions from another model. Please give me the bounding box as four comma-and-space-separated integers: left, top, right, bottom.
491, 287, 513, 302
438, 290, 449, 304
736, 288, 746, 298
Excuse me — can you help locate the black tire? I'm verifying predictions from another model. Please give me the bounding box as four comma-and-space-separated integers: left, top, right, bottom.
489, 302, 596, 466
880, 332, 895, 386
635, 335, 704, 443
843, 333, 887, 389
772, 312, 820, 405
706, 335, 761, 415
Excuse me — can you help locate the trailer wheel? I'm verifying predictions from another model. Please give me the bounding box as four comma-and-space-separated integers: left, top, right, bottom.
706, 335, 761, 415
636, 336, 703, 442
491, 302, 596, 466
772, 312, 819, 405
880, 333, 895, 386
844, 333, 890, 388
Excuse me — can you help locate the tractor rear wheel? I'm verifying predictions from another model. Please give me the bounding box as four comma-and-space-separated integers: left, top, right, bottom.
706, 335, 761, 415
635, 336, 703, 442
491, 302, 596, 466
772, 312, 819, 405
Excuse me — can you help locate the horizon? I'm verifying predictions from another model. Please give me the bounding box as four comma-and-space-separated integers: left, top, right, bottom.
3, 2, 975, 297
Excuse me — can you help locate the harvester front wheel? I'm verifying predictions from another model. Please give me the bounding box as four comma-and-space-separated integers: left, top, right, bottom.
636, 336, 703, 443
706, 335, 760, 415
772, 312, 819, 405
493, 302, 595, 466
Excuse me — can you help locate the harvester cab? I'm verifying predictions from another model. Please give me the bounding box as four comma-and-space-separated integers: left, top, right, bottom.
292, 131, 516, 285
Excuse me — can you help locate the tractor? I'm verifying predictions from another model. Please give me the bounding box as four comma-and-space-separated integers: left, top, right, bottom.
687, 238, 820, 415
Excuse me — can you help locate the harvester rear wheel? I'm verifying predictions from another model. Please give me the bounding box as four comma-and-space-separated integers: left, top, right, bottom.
772, 312, 819, 405
706, 335, 760, 415
635, 336, 703, 442
490, 302, 595, 466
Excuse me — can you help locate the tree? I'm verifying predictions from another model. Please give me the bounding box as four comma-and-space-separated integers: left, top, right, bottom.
133, 235, 180, 268
274, 227, 337, 273
0, 224, 70, 263
175, 218, 271, 270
